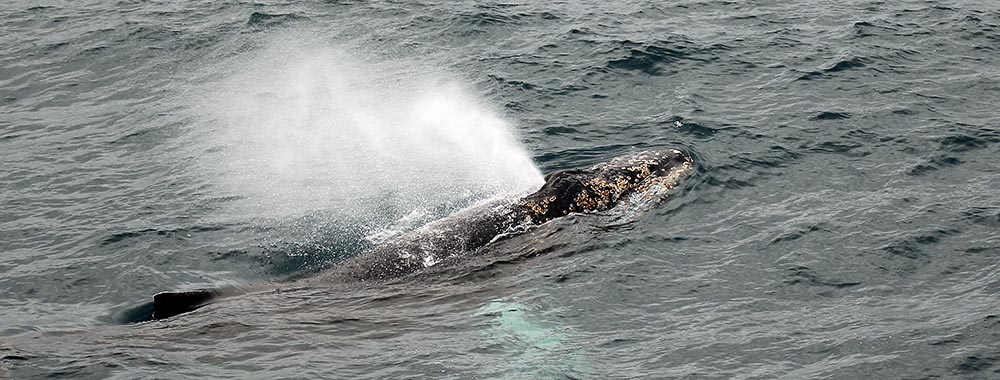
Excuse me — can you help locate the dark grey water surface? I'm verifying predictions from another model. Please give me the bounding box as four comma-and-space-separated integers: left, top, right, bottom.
3, 0, 1000, 378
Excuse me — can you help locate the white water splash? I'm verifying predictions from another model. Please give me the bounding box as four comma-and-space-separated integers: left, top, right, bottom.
192, 35, 543, 223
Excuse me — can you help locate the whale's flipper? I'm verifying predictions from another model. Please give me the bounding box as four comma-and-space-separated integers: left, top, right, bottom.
153, 289, 222, 320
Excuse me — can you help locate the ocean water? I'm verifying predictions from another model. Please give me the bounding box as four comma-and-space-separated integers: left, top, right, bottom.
2, 0, 1000, 378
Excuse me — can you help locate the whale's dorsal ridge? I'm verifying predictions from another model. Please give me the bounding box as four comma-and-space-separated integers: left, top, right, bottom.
136, 149, 693, 321
153, 289, 221, 320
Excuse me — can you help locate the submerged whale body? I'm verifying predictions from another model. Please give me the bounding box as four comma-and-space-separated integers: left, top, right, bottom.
147, 149, 694, 320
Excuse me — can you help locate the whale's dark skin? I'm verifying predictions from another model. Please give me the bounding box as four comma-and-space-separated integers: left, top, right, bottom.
147, 150, 693, 320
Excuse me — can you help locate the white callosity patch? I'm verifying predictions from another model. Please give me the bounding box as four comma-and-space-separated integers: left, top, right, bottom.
607, 150, 694, 221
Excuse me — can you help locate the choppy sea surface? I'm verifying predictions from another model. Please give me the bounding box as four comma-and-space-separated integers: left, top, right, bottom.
3, 0, 1000, 378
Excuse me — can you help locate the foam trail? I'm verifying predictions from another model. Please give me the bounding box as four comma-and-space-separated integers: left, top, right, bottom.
193, 37, 543, 227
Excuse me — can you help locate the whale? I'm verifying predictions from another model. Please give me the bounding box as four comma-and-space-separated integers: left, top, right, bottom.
145, 149, 694, 320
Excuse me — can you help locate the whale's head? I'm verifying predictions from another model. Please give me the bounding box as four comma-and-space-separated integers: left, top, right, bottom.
520, 149, 694, 223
